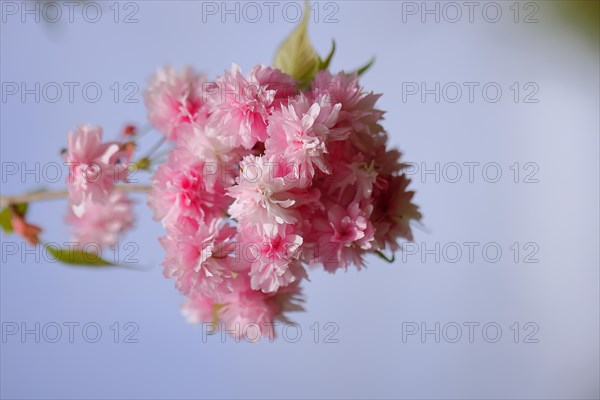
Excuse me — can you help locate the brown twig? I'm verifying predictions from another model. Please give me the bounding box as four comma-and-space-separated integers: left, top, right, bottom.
0, 185, 152, 209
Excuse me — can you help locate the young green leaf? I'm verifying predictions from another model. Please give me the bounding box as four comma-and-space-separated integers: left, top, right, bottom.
273, 2, 319, 87
44, 243, 114, 267
319, 40, 336, 71
353, 57, 376, 77
0, 208, 12, 233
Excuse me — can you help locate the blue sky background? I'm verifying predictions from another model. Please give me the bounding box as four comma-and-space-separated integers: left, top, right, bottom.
1, 1, 599, 399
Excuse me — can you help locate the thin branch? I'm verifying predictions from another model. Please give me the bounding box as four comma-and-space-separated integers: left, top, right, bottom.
0, 185, 152, 209
141, 136, 167, 160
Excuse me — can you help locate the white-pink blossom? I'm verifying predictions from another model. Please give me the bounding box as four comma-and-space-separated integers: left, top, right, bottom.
160, 217, 237, 298
64, 125, 127, 217
66, 191, 134, 248
145, 66, 210, 141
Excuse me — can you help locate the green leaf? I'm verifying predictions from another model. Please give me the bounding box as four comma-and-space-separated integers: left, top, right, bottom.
0, 203, 29, 234
273, 2, 319, 87
352, 57, 376, 77
0, 208, 12, 233
318, 40, 336, 71
44, 243, 114, 267
15, 203, 28, 216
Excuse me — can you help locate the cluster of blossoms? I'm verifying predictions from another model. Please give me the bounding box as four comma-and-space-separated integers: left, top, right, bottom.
63, 125, 135, 248
145, 64, 422, 340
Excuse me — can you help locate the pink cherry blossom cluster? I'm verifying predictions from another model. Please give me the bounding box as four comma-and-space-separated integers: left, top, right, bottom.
63, 125, 134, 248
145, 64, 422, 341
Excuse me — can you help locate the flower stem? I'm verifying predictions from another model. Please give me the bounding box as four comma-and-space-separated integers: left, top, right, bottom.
141, 136, 167, 160
0, 185, 152, 208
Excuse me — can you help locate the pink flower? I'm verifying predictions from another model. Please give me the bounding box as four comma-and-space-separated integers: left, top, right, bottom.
64, 125, 127, 217
250, 64, 298, 107
176, 122, 240, 163
372, 174, 422, 251
145, 66, 210, 141
148, 147, 233, 229
66, 191, 134, 248
160, 217, 237, 298
309, 201, 375, 272
207, 64, 296, 150
181, 293, 215, 325
217, 276, 303, 342
239, 226, 305, 293
322, 143, 379, 203
265, 94, 348, 185
311, 71, 383, 133
227, 155, 300, 235
182, 278, 304, 342
220, 281, 278, 341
